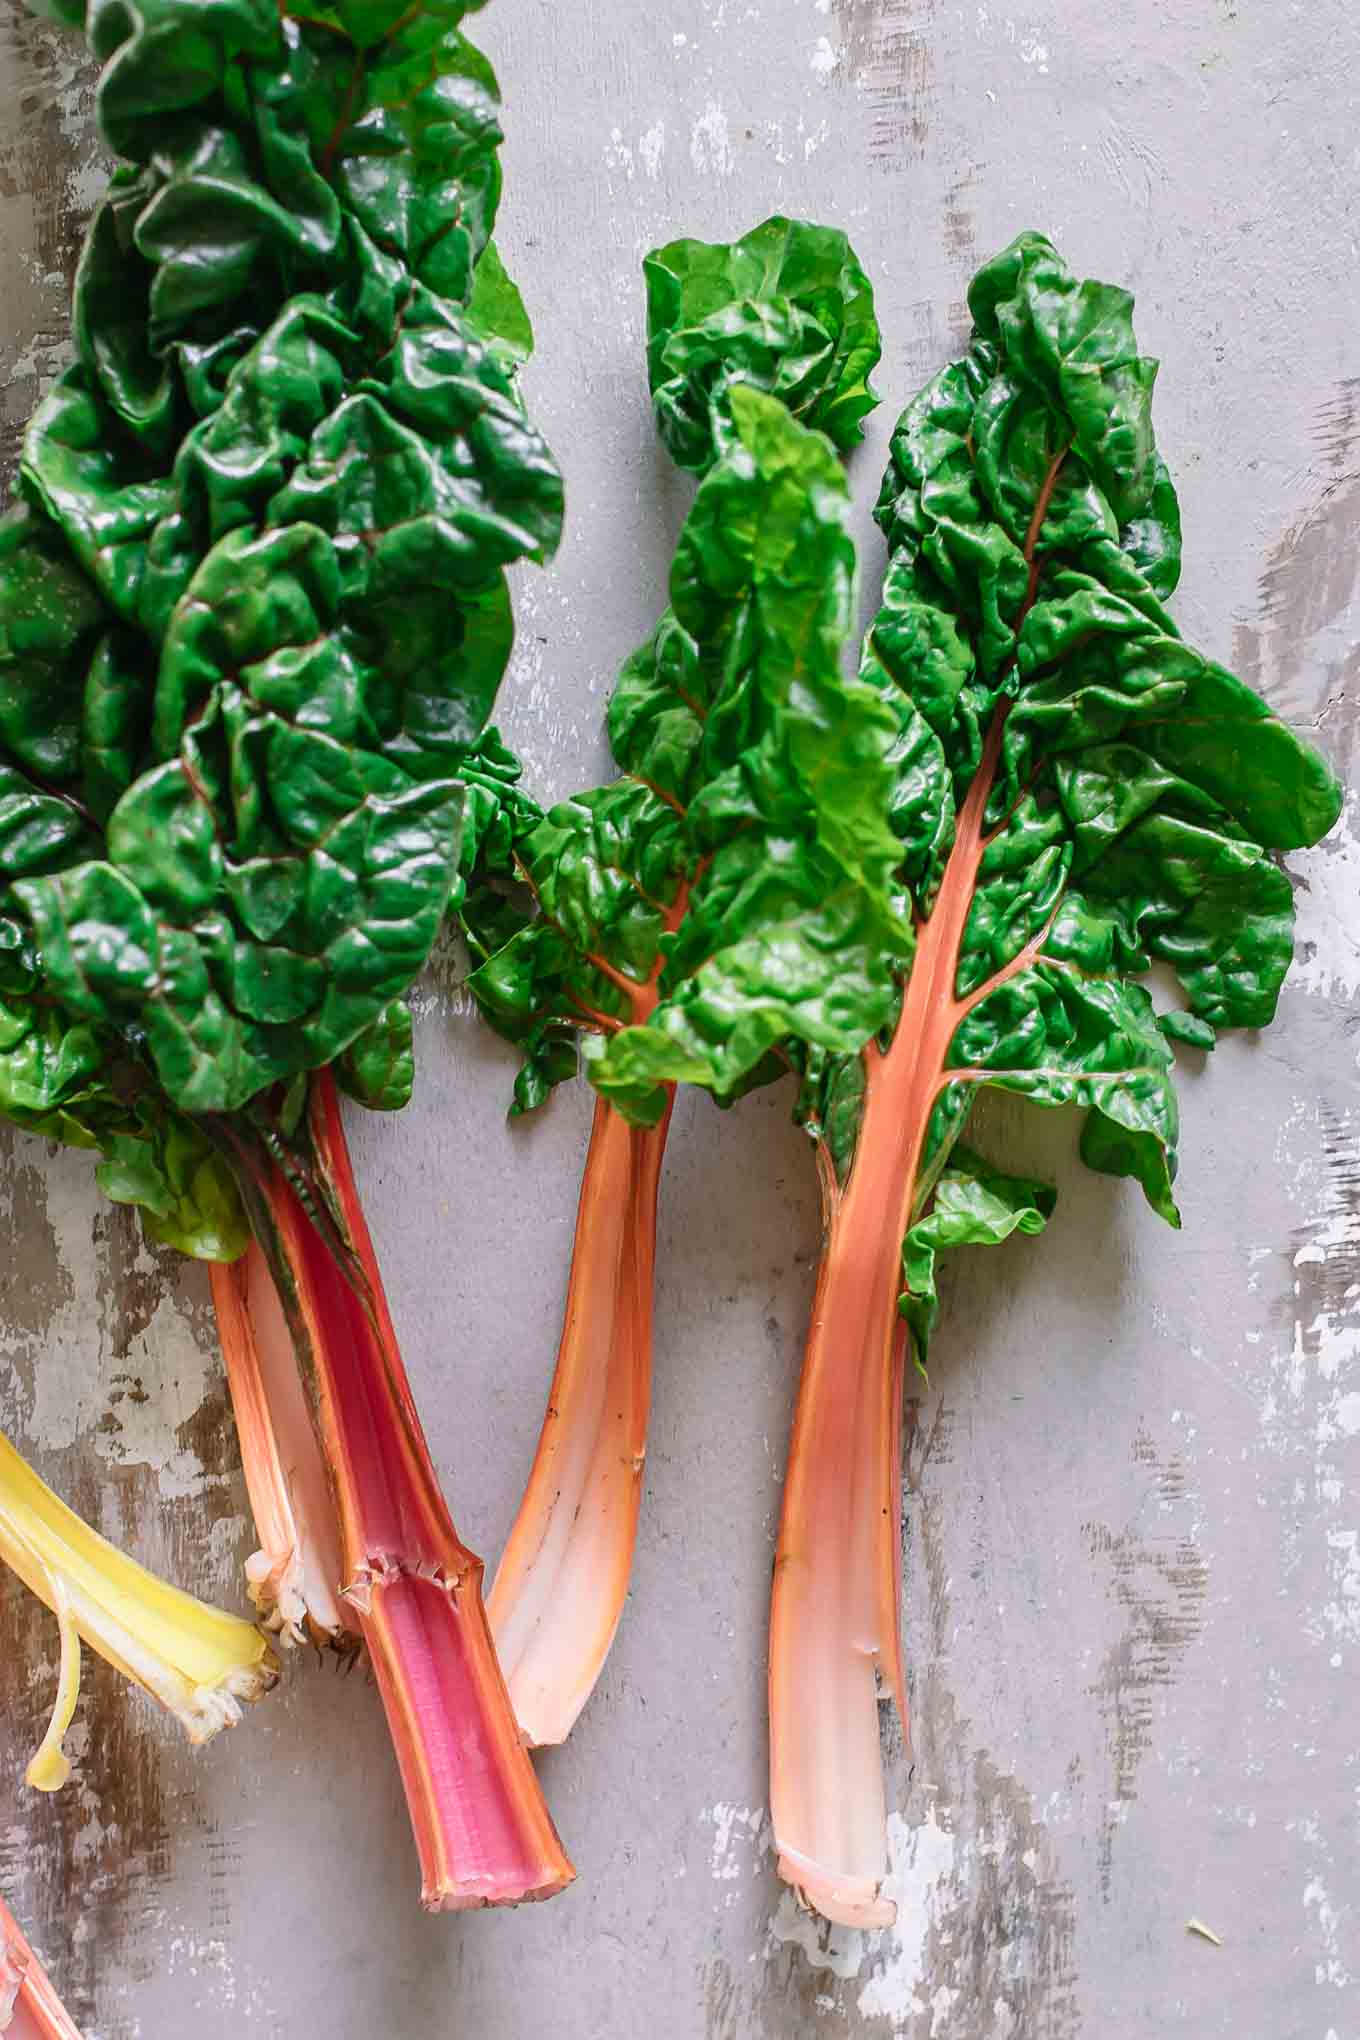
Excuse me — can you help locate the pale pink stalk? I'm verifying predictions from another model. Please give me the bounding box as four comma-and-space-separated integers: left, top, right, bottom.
490, 1094, 673, 1745
1, 1894, 83, 2040
770, 456, 1070, 1925
770, 715, 1008, 1926
209, 1243, 353, 1648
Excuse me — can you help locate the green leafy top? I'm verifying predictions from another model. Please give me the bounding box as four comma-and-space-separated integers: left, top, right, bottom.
0, 0, 557, 1250
803, 231, 1342, 1362
645, 215, 882, 473
464, 219, 907, 1122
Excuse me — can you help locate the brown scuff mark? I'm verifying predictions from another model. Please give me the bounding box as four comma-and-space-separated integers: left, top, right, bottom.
905, 1395, 955, 1663
830, 0, 935, 166
0, 1453, 174, 2032
911, 1698, 1080, 2040
1232, 377, 1360, 740
1, 1175, 249, 2027
1084, 1424, 1208, 1901
0, 1129, 72, 1402
1288, 1102, 1360, 1343
91, 1198, 247, 1550
0, 12, 104, 485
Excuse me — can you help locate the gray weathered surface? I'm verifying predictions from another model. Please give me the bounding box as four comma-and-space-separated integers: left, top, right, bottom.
1, 0, 1358, 2033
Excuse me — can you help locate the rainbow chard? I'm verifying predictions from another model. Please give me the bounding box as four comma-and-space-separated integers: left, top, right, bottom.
462, 217, 906, 1746
0, 0, 571, 1905
767, 233, 1343, 1928
1, 1892, 83, 2040
0, 1428, 275, 1792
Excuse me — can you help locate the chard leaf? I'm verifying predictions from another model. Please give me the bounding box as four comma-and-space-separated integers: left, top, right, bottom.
462, 221, 908, 1126
95, 1106, 250, 1260
807, 232, 1342, 1339
335, 999, 415, 1112
2, 0, 561, 1125
646, 215, 881, 471
464, 240, 536, 376
900, 1145, 1055, 1370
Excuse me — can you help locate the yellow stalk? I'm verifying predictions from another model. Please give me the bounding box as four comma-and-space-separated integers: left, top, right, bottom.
0, 1428, 276, 1786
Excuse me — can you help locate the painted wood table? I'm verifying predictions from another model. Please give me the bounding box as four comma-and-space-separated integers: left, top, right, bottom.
1, 0, 1356, 2032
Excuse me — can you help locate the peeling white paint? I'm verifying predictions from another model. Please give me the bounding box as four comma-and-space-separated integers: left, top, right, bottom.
690, 101, 733, 175
699, 1802, 772, 1913
767, 1890, 866, 1980
809, 33, 842, 75
1303, 1872, 1352, 1989
638, 119, 666, 178
1290, 792, 1360, 1001
2, 1140, 217, 1501
857, 1809, 960, 2028
603, 126, 634, 179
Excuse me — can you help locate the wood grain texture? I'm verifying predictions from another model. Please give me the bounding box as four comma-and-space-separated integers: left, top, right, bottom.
1, 0, 1357, 2032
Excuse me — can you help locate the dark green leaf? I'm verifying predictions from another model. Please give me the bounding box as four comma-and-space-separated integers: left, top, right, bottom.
811, 231, 1341, 1330
4, 0, 560, 1127
336, 998, 415, 1111
461, 229, 907, 1128
646, 215, 881, 471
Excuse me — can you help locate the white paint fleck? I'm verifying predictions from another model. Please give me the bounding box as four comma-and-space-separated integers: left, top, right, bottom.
809, 33, 842, 75
701, 1803, 770, 1906
1312, 1530, 1360, 1651
603, 126, 634, 179
4, 1142, 216, 1501
1304, 1872, 1352, 1989
1019, 35, 1050, 70
1290, 791, 1360, 1001
690, 100, 733, 175
857, 1808, 959, 2024
638, 119, 666, 178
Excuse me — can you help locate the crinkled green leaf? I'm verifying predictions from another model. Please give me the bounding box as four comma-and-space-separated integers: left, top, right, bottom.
646, 215, 881, 472
335, 998, 415, 1112
807, 232, 1341, 1326
3, 0, 561, 1125
96, 1105, 250, 1260
900, 1145, 1055, 1371
462, 229, 907, 1127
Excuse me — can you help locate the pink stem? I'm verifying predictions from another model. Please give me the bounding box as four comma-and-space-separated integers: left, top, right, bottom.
252, 1073, 574, 1909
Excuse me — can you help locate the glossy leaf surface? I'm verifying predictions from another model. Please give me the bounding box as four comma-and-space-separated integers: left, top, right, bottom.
814, 229, 1343, 1320
463, 221, 907, 1126
646, 215, 882, 471
2, 0, 562, 1148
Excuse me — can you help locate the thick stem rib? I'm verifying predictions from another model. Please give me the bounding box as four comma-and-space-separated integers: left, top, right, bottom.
770, 450, 1069, 1926
210, 1245, 354, 1648
2, 1893, 83, 2040
489, 1093, 673, 1746
770, 716, 1004, 1927
0, 1430, 275, 1790
252, 1072, 573, 1909
488, 874, 689, 1745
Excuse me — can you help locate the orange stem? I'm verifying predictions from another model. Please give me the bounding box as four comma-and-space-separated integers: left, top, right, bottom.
490, 1093, 673, 1745
769, 710, 1002, 1928
1, 1894, 82, 2040
769, 446, 1071, 1926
